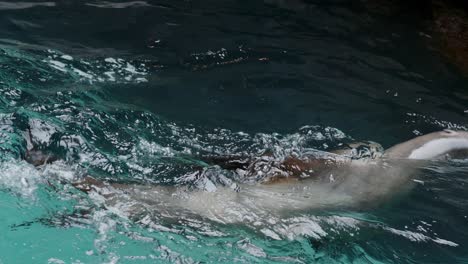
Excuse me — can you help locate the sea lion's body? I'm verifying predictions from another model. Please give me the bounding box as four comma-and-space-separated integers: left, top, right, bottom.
21, 130, 468, 222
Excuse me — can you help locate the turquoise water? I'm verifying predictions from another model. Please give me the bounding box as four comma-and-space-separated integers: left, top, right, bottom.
0, 1, 468, 263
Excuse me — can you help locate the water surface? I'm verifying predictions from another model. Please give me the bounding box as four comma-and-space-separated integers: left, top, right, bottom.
0, 1, 468, 263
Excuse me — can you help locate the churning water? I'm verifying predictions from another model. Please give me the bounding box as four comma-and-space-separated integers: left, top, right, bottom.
0, 1, 468, 263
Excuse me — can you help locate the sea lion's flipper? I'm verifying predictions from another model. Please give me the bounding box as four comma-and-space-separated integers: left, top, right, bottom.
23, 126, 59, 167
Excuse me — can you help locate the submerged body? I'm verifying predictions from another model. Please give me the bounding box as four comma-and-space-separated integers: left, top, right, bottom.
74, 158, 414, 224
25, 130, 468, 223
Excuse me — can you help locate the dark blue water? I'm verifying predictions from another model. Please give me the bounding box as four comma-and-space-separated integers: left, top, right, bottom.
0, 1, 468, 263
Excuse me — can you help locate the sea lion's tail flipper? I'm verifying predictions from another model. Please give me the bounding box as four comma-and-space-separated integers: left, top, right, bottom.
383, 130, 468, 160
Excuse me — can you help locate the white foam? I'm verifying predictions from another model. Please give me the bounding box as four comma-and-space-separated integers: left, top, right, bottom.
48, 60, 67, 72
386, 227, 458, 247
29, 119, 59, 144
136, 139, 175, 157
0, 160, 41, 198
47, 258, 65, 264
260, 228, 281, 240
324, 216, 361, 230
41, 161, 77, 181
280, 217, 327, 240
236, 239, 267, 258
432, 238, 459, 247
45, 52, 148, 83
72, 68, 94, 80
60, 55, 73, 61
104, 57, 118, 64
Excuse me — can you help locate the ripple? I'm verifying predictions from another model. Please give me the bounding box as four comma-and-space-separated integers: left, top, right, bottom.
0, 1, 55, 10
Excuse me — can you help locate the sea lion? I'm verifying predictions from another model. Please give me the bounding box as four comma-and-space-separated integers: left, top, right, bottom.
21, 129, 468, 223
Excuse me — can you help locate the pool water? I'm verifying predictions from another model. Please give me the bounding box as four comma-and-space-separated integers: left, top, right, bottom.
0, 1, 468, 263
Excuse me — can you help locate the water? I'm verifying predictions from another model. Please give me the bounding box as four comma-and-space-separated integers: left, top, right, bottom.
0, 1, 467, 263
